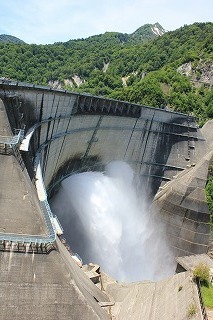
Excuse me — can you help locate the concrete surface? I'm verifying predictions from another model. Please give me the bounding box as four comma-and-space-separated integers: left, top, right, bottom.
0, 100, 48, 237
177, 253, 213, 271
0, 81, 212, 319
104, 271, 203, 320
152, 149, 213, 256
0, 238, 110, 320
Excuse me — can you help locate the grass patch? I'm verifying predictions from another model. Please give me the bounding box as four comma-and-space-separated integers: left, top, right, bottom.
187, 303, 197, 318
187, 303, 197, 319
201, 282, 213, 308
193, 263, 209, 283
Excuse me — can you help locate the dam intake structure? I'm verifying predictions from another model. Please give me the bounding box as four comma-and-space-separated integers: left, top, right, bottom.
0, 79, 212, 319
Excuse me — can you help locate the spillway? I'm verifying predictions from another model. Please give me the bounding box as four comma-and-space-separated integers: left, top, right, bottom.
0, 80, 212, 319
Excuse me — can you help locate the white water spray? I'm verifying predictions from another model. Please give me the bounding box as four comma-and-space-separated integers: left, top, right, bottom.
51, 161, 175, 282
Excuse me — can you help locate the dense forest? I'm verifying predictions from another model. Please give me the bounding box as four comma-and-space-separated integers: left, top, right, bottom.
0, 22, 213, 227
0, 22, 212, 125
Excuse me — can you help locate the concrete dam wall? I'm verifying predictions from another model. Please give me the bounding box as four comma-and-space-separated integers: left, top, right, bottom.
0, 80, 211, 256
0, 80, 212, 319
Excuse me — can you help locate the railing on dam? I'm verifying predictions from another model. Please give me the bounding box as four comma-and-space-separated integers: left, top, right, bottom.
0, 198, 56, 253
0, 129, 24, 145
195, 278, 208, 320
0, 129, 25, 159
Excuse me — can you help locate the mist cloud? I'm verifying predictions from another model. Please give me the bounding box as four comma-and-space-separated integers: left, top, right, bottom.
51, 161, 175, 282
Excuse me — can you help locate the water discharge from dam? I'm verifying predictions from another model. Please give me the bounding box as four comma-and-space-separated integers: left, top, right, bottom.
51, 161, 176, 282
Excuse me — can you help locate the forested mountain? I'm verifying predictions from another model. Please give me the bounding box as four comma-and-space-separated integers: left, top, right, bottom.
130, 22, 166, 43
0, 34, 25, 44
0, 22, 212, 124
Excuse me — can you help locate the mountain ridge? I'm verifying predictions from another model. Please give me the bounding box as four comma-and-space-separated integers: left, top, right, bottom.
0, 34, 25, 44
130, 22, 166, 42
0, 22, 165, 45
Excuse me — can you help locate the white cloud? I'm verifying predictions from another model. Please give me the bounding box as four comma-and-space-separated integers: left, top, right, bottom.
0, 0, 212, 44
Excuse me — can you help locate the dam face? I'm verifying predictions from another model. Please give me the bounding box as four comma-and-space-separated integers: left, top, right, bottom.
0, 80, 212, 319
0, 80, 211, 255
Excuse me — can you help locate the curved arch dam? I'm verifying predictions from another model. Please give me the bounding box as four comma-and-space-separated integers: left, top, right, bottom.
0, 80, 212, 319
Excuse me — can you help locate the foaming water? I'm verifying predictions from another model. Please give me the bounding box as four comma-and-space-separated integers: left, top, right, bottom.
51, 161, 175, 282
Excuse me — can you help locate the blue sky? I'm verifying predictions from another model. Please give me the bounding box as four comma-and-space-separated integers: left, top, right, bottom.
0, 0, 212, 44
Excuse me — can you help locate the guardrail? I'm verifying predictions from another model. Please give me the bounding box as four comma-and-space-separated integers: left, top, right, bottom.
0, 129, 24, 146
0, 199, 56, 243
196, 278, 208, 320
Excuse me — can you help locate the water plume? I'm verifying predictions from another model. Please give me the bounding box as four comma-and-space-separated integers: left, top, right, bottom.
51, 161, 175, 282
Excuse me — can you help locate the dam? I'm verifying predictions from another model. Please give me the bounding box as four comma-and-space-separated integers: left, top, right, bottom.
0, 79, 212, 319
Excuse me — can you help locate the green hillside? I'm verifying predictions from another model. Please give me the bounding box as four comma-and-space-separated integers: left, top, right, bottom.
0, 34, 25, 44
0, 22, 212, 124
